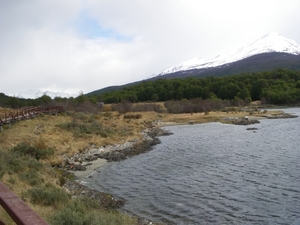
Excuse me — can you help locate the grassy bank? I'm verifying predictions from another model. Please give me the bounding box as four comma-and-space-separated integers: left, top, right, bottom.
0, 106, 283, 224
0, 109, 169, 224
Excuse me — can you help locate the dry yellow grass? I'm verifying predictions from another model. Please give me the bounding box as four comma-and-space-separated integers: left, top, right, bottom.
0, 110, 163, 172
160, 110, 283, 124
0, 108, 283, 157
0, 109, 167, 224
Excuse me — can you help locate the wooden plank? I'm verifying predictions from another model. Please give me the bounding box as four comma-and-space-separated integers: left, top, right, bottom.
0, 182, 48, 225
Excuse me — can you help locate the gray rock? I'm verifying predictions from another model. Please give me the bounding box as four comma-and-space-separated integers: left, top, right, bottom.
233, 118, 260, 125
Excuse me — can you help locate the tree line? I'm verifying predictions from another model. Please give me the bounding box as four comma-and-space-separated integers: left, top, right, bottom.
1, 68, 300, 110
0, 92, 98, 112
98, 68, 300, 105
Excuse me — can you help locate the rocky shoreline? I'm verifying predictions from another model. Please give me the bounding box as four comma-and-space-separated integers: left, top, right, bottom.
61, 112, 297, 176
61, 111, 297, 224
224, 111, 298, 125
263, 112, 298, 119
62, 127, 172, 173
62, 127, 172, 225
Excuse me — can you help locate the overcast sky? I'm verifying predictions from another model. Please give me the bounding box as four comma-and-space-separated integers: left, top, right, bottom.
1, 0, 300, 97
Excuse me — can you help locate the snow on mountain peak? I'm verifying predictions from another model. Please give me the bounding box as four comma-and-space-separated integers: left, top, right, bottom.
9, 90, 76, 99
247, 32, 300, 55
156, 33, 300, 76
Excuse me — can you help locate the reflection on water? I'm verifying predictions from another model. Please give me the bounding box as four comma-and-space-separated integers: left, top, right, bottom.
85, 108, 300, 225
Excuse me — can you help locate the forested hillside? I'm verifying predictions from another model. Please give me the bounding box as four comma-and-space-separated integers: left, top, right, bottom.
99, 68, 300, 105
1, 68, 300, 109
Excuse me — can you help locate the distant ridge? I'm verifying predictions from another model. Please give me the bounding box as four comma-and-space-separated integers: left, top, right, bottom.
87, 33, 300, 96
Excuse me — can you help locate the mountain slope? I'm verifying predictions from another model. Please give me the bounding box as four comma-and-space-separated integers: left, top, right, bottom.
87, 33, 300, 96
150, 52, 300, 80
154, 32, 300, 77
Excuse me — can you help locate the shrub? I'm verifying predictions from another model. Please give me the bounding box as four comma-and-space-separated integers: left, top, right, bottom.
101, 112, 113, 118
124, 114, 142, 119
11, 142, 36, 157
51, 207, 90, 225
11, 141, 55, 160
57, 119, 112, 138
164, 98, 231, 114
0, 164, 5, 179
58, 175, 67, 186
26, 183, 69, 207
51, 198, 99, 225
6, 153, 43, 172
54, 169, 75, 186
75, 112, 88, 121
0, 150, 45, 184
19, 169, 44, 186
7, 155, 25, 173
50, 197, 137, 225
25, 157, 44, 170
115, 100, 133, 114
131, 103, 165, 113
8, 177, 16, 184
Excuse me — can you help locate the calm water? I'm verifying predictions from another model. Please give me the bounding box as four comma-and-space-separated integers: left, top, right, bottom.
85, 108, 300, 225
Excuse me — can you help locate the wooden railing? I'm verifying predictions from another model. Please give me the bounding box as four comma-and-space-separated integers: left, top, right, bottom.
0, 106, 64, 223
0, 182, 48, 225
0, 106, 64, 129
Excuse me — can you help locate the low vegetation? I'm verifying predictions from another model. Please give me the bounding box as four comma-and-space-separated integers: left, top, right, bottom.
50, 197, 136, 225
0, 108, 166, 224
24, 183, 69, 207
0, 122, 140, 224
56, 112, 114, 138
11, 141, 55, 160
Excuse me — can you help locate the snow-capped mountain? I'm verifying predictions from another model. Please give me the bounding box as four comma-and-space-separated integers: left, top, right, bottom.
88, 33, 300, 96
10, 90, 76, 99
155, 33, 300, 76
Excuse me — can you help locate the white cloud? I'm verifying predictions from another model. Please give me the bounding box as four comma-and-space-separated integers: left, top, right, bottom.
1, 0, 300, 96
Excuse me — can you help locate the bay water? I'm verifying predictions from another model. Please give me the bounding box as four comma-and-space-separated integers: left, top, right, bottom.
85, 108, 300, 225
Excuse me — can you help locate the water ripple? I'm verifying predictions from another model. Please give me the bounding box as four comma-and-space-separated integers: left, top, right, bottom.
85, 108, 300, 225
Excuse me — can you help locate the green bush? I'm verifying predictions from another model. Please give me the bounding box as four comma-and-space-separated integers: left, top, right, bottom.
57, 119, 112, 138
26, 157, 44, 170
6, 153, 43, 172
6, 154, 26, 172
50, 197, 137, 225
19, 169, 44, 186
26, 183, 69, 207
0, 164, 5, 179
11, 141, 55, 160
51, 207, 92, 225
0, 150, 44, 183
54, 169, 76, 186
58, 175, 67, 186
